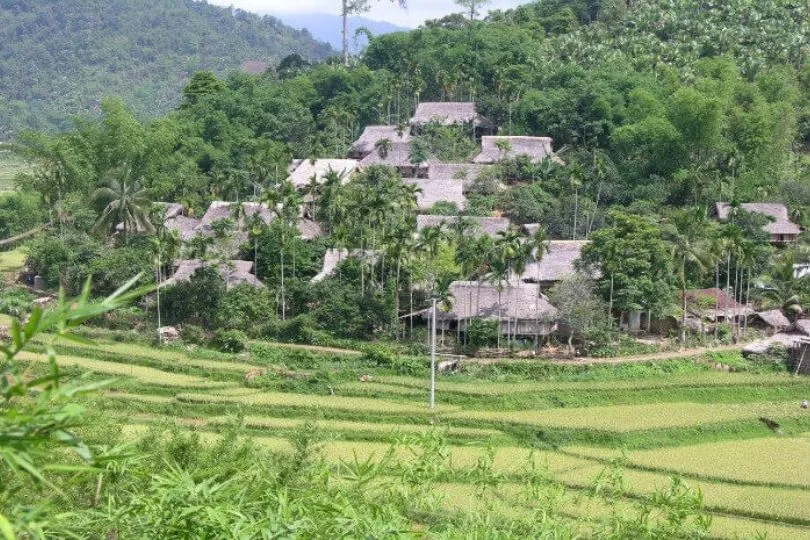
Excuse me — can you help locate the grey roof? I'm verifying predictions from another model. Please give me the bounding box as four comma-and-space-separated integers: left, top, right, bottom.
404, 178, 467, 211
166, 215, 202, 241
410, 102, 490, 127
474, 136, 556, 164
795, 319, 810, 336
287, 159, 359, 189
715, 202, 801, 236
430, 281, 557, 322
311, 249, 379, 283
428, 162, 493, 192
116, 202, 187, 234
349, 126, 411, 158
193, 201, 322, 242
416, 215, 511, 237
685, 288, 754, 320
359, 142, 427, 169
521, 241, 589, 283
752, 309, 792, 330
164, 260, 264, 289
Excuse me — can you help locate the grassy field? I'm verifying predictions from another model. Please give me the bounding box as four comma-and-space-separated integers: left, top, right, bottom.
22, 337, 810, 538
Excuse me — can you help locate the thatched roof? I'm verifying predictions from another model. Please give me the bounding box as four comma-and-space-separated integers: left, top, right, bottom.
349, 125, 411, 158
359, 141, 427, 170
410, 102, 491, 128
714, 202, 801, 236
311, 249, 379, 283
404, 178, 467, 211
751, 309, 792, 330
287, 159, 359, 189
165, 259, 264, 289
115, 202, 187, 234
427, 281, 557, 322
521, 241, 589, 284
416, 215, 510, 237
166, 215, 202, 241
474, 136, 556, 164
795, 319, 810, 336
685, 288, 754, 319
192, 201, 322, 242
744, 333, 808, 355
428, 162, 493, 192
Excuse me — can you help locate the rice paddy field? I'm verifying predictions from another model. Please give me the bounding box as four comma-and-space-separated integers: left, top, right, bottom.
25, 337, 810, 538
0, 150, 27, 192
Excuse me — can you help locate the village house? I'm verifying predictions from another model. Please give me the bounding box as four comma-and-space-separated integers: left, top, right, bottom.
748, 309, 793, 334
287, 159, 359, 190
713, 202, 801, 244
409, 102, 496, 136
416, 215, 511, 237
473, 136, 560, 164
347, 125, 411, 159
519, 240, 589, 291
427, 162, 494, 193
404, 178, 467, 211
359, 141, 429, 178
310, 249, 379, 283
421, 280, 558, 340
163, 259, 264, 289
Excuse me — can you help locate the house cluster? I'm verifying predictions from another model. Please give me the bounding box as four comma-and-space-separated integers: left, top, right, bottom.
154, 102, 803, 345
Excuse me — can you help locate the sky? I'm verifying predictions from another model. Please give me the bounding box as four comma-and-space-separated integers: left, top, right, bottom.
208, 1, 527, 28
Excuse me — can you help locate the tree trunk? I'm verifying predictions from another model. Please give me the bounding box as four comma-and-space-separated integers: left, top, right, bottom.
280, 229, 286, 321
714, 262, 719, 340
342, 0, 350, 66
744, 267, 751, 335
680, 271, 687, 346
608, 273, 614, 329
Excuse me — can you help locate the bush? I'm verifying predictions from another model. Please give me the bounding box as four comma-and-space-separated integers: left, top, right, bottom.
215, 285, 276, 333
277, 314, 318, 344
466, 319, 499, 349
250, 342, 286, 365
360, 345, 424, 375
181, 324, 207, 345
211, 329, 247, 353
0, 287, 34, 318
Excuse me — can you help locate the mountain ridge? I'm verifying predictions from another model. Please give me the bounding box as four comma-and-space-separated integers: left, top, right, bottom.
0, 0, 335, 139
271, 12, 409, 54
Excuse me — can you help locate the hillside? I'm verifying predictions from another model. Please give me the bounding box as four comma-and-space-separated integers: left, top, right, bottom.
0, 0, 334, 139
273, 12, 409, 53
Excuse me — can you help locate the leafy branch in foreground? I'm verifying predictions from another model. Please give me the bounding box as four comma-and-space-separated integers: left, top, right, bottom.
0, 275, 148, 536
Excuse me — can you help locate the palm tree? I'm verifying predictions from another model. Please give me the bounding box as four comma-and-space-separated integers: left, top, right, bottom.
91, 167, 154, 243
261, 179, 301, 321
762, 252, 807, 319
485, 259, 509, 351
495, 226, 526, 348
663, 220, 713, 345
375, 137, 393, 159
530, 227, 551, 348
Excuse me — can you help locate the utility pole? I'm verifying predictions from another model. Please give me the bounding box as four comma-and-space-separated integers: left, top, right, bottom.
430, 298, 437, 410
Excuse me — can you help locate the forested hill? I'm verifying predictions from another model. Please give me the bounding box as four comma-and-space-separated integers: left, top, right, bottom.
0, 0, 334, 139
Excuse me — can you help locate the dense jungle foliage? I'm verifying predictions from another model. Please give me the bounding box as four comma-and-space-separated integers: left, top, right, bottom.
0, 0, 334, 138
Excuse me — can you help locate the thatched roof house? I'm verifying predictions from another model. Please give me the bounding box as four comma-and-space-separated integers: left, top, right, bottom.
404, 178, 467, 211
422, 281, 558, 337
116, 202, 190, 235
795, 319, 810, 336
428, 163, 494, 193
287, 159, 359, 189
473, 136, 557, 164
348, 126, 411, 159
684, 288, 754, 322
359, 142, 428, 178
409, 102, 493, 131
416, 215, 510, 237
164, 260, 264, 289
192, 202, 322, 245
713, 202, 801, 244
520, 241, 589, 290
311, 249, 379, 283
166, 215, 202, 241
749, 309, 792, 333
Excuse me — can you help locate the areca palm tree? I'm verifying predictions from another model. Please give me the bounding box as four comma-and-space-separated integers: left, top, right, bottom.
261, 179, 301, 321
663, 221, 713, 345
375, 137, 393, 159
91, 167, 154, 243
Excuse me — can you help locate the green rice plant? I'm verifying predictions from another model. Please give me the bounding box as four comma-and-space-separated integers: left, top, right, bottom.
55, 340, 260, 374
566, 434, 810, 489
340, 381, 427, 397
175, 390, 460, 415
376, 372, 808, 396
448, 401, 810, 432
20, 352, 233, 389
104, 392, 175, 404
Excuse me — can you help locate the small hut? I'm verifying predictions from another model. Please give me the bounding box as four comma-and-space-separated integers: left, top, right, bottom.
473, 136, 560, 164
164, 260, 264, 289
287, 159, 359, 190
713, 203, 801, 244
404, 178, 467, 211
520, 241, 589, 291
348, 126, 411, 159
749, 310, 792, 333
416, 215, 510, 237
409, 102, 495, 136
359, 142, 428, 178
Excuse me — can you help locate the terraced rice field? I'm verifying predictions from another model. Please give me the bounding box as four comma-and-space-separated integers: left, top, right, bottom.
26, 338, 810, 538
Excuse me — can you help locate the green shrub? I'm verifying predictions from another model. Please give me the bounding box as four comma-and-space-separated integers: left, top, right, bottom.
250, 342, 287, 365
0, 287, 34, 318
277, 314, 318, 344
466, 319, 499, 349
211, 329, 247, 353
181, 324, 207, 345
361, 345, 424, 375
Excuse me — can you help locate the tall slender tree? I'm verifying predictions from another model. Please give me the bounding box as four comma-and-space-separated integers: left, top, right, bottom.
91, 166, 154, 243
341, 1, 407, 66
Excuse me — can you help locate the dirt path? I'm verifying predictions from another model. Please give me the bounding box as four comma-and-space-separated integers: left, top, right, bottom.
463, 344, 744, 366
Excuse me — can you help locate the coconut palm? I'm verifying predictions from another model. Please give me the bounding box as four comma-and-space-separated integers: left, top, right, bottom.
761, 252, 807, 319
91, 167, 154, 243
375, 137, 393, 159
